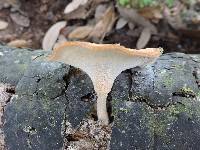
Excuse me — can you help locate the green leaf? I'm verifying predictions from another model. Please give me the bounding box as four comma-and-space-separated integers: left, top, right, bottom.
139, 0, 153, 8
166, 0, 174, 7
118, 0, 130, 6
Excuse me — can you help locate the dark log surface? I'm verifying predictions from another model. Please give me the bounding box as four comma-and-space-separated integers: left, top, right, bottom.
111, 53, 200, 149
0, 45, 200, 149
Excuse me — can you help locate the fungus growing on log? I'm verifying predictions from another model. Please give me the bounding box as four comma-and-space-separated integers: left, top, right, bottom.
47, 41, 163, 125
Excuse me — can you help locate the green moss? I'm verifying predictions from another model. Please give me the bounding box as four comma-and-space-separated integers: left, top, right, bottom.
198, 92, 200, 98
168, 103, 187, 117
49, 116, 56, 127
163, 75, 173, 88
113, 93, 200, 139
18, 63, 28, 71
111, 99, 119, 117
131, 94, 145, 101
152, 118, 168, 136
146, 107, 185, 143
117, 0, 157, 8
181, 86, 194, 93
113, 102, 131, 127
144, 102, 197, 140
118, 108, 129, 114
42, 96, 52, 110
146, 111, 174, 139
117, 0, 175, 8
143, 111, 170, 142
141, 110, 154, 135
168, 100, 200, 122
171, 64, 184, 70
178, 86, 196, 97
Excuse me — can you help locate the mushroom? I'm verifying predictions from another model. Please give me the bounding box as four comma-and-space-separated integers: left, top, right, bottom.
47, 41, 163, 125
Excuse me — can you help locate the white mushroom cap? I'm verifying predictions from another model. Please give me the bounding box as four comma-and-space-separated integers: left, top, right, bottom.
47, 41, 163, 124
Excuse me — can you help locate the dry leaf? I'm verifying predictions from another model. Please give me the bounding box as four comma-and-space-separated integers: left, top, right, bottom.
60, 26, 76, 37
0, 20, 8, 30
64, 0, 109, 20
7, 39, 31, 48
128, 22, 135, 30
64, 5, 90, 20
42, 21, 67, 51
68, 26, 93, 40
117, 5, 157, 34
64, 0, 88, 14
57, 34, 67, 43
53, 35, 68, 50
136, 28, 151, 49
127, 28, 140, 37
0, 0, 20, 10
138, 6, 163, 21
88, 6, 117, 42
115, 18, 128, 29
95, 4, 107, 21
10, 12, 30, 27
163, 3, 185, 29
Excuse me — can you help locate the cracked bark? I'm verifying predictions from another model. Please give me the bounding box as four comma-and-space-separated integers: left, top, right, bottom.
110, 53, 200, 149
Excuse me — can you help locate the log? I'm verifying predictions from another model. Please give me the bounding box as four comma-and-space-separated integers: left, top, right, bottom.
0, 45, 200, 149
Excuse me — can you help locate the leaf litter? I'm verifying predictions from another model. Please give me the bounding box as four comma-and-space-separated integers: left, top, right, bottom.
88, 6, 117, 42
42, 21, 67, 50
68, 26, 93, 40
0, 0, 200, 57
0, 20, 8, 30
64, 0, 88, 14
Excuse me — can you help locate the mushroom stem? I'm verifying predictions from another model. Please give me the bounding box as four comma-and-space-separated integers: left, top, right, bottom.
90, 66, 117, 125
96, 93, 109, 124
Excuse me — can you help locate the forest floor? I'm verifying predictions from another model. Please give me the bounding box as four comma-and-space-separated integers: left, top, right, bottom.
0, 0, 200, 53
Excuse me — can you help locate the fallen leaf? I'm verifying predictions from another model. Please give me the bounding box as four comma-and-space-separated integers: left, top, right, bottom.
117, 5, 157, 34
0, 0, 20, 10
127, 28, 141, 37
95, 4, 107, 21
7, 39, 31, 48
128, 22, 135, 30
138, 6, 163, 21
136, 28, 151, 49
60, 26, 77, 37
53, 35, 68, 50
0, 34, 17, 42
68, 26, 93, 40
42, 21, 67, 51
64, 0, 109, 20
88, 6, 117, 42
10, 12, 30, 27
64, 5, 90, 20
0, 20, 8, 30
64, 0, 88, 14
115, 18, 128, 29
57, 34, 67, 43
163, 2, 185, 29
